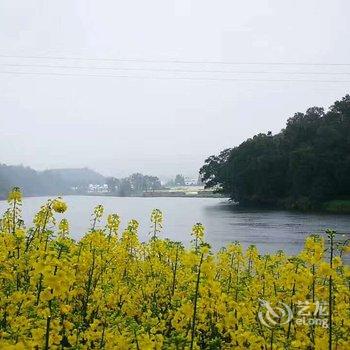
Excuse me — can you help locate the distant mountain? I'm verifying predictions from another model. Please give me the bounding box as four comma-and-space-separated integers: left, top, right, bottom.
43, 168, 105, 187
0, 164, 106, 199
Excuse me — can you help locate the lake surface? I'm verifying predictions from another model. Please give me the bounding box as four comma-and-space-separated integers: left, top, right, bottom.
1, 195, 350, 255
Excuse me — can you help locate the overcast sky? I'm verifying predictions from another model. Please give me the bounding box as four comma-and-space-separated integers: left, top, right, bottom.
0, 0, 349, 179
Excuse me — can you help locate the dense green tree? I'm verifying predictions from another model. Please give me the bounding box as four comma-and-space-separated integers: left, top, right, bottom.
143, 175, 162, 192
106, 177, 120, 194
174, 174, 185, 186
200, 95, 350, 208
118, 178, 132, 197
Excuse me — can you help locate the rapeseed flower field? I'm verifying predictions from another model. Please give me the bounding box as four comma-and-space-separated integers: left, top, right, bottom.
0, 188, 349, 349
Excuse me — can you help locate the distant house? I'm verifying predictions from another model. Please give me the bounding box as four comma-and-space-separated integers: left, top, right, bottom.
88, 183, 109, 193
184, 177, 198, 186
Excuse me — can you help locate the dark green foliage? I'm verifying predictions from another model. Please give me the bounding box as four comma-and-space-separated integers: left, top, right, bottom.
200, 95, 350, 208
323, 200, 350, 214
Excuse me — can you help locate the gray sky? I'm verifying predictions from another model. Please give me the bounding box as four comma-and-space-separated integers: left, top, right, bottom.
0, 0, 349, 179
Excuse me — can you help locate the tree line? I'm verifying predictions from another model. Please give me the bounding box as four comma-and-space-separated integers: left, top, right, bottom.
106, 173, 195, 196
200, 95, 350, 210
0, 163, 189, 199
106, 173, 162, 196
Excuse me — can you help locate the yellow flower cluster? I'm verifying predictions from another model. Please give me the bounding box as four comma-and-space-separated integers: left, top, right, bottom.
51, 199, 68, 214
0, 191, 349, 349
150, 209, 163, 239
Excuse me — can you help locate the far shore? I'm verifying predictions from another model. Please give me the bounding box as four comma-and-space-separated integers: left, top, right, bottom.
0, 191, 227, 200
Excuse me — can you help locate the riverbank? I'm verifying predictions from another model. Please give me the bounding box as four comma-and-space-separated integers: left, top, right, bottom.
323, 200, 350, 214
83, 186, 226, 199
284, 198, 350, 214
230, 197, 350, 214
0, 186, 224, 200
142, 190, 224, 198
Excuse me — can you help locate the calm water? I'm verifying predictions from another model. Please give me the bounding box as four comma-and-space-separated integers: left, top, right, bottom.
1, 195, 350, 255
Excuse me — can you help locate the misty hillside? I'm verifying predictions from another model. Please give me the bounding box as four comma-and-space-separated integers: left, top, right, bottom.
0, 164, 105, 199
43, 168, 105, 187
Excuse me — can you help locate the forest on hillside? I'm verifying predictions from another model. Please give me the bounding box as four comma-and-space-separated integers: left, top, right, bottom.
0, 165, 105, 199
200, 95, 350, 210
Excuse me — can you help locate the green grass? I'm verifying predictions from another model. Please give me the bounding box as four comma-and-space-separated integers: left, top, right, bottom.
323, 199, 350, 214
